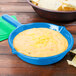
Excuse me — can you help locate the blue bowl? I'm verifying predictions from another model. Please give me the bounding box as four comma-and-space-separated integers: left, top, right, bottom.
8, 22, 74, 65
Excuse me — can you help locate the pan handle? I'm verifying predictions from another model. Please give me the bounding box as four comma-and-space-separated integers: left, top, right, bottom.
2, 14, 22, 28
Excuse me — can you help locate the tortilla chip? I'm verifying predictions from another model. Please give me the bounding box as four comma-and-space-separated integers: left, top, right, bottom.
67, 55, 76, 67
31, 0, 40, 5
38, 0, 62, 10
70, 49, 76, 54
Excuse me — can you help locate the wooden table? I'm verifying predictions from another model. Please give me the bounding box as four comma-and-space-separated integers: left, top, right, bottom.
0, 0, 76, 76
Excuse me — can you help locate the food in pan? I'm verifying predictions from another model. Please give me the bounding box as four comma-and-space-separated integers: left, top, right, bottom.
13, 28, 68, 57
31, 0, 76, 11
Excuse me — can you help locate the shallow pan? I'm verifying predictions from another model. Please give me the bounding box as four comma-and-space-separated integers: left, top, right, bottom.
2, 14, 74, 65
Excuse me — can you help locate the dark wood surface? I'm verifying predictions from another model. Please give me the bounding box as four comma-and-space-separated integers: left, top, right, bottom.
0, 0, 76, 76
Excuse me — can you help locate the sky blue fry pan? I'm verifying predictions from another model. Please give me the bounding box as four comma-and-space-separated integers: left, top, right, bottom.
2, 14, 74, 65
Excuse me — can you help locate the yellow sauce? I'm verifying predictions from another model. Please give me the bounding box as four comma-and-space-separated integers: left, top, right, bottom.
13, 28, 68, 57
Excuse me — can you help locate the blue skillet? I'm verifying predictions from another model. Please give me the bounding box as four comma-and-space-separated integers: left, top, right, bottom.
2, 14, 74, 65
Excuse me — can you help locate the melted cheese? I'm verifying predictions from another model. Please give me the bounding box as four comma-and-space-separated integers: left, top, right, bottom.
13, 28, 68, 57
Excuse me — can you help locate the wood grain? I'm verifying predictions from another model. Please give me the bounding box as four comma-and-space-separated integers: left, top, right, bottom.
0, 0, 27, 3
0, 5, 34, 12
66, 25, 76, 34
0, 0, 76, 76
0, 3, 29, 6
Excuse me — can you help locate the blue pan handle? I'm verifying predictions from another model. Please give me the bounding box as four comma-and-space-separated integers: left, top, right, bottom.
2, 14, 22, 28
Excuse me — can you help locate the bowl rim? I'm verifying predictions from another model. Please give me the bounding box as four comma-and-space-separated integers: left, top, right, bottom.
8, 22, 74, 59
27, 0, 76, 13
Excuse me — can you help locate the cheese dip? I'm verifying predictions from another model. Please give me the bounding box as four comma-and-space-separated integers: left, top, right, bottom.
13, 28, 68, 57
